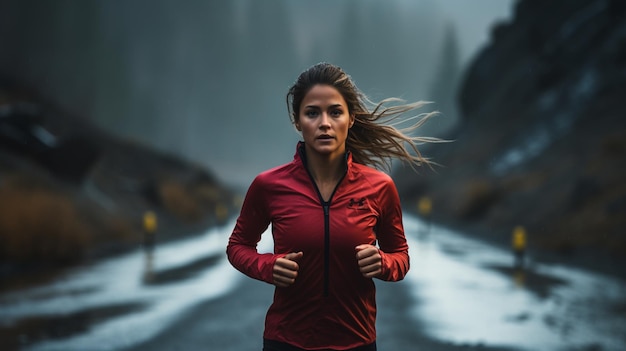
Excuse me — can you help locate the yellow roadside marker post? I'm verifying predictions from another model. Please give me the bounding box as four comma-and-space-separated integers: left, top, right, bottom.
142, 211, 158, 282
512, 225, 527, 269
418, 196, 433, 238
215, 203, 229, 225
143, 210, 158, 250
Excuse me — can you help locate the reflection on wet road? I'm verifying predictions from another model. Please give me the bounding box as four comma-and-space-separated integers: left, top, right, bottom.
0, 223, 247, 351
0, 216, 625, 351
402, 217, 626, 350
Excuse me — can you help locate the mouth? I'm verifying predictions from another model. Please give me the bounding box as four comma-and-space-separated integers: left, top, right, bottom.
317, 134, 334, 140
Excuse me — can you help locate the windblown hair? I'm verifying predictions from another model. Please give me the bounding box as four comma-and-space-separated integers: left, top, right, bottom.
287, 62, 441, 171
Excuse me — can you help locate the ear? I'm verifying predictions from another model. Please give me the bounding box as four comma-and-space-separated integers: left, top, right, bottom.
293, 113, 302, 131
349, 114, 355, 128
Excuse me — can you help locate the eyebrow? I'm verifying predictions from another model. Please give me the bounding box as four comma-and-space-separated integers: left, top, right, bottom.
304, 104, 344, 109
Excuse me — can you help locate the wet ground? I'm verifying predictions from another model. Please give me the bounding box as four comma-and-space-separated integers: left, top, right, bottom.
1, 215, 625, 351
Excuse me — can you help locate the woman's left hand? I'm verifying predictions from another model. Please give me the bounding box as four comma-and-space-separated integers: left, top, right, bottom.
355, 244, 382, 278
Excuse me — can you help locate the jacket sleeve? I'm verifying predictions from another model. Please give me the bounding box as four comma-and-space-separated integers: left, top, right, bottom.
226, 175, 278, 284
376, 177, 410, 281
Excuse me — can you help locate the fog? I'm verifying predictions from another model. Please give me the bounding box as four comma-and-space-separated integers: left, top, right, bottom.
0, 0, 514, 188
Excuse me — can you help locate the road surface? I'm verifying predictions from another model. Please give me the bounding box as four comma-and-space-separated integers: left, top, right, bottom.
1, 215, 625, 351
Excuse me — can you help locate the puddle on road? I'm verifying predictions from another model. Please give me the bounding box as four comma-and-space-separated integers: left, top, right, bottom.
142, 252, 222, 286
485, 264, 569, 299
0, 302, 147, 350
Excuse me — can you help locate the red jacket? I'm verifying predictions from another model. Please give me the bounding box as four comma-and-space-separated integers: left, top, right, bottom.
227, 143, 409, 350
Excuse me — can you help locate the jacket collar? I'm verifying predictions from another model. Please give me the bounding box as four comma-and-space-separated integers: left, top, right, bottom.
294, 141, 353, 177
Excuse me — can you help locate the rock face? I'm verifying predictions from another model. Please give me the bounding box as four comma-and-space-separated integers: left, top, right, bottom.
0, 83, 235, 273
394, 0, 626, 262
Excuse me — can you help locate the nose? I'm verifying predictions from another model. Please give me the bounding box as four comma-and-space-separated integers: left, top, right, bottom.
319, 113, 331, 129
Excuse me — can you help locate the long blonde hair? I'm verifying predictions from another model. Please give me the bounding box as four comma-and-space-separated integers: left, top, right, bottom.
287, 62, 440, 171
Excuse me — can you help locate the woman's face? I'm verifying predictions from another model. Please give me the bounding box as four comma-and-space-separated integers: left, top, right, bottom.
295, 84, 354, 160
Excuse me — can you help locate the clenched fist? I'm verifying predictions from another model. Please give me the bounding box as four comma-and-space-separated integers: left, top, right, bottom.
273, 252, 303, 287
355, 244, 382, 278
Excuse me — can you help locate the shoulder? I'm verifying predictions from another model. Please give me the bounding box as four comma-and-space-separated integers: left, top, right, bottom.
350, 162, 395, 188
252, 161, 301, 188
350, 164, 402, 209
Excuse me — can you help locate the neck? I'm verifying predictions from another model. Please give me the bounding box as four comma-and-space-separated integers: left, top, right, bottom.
303, 147, 346, 184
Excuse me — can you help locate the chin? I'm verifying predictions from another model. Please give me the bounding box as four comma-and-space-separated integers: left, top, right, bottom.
314, 146, 343, 156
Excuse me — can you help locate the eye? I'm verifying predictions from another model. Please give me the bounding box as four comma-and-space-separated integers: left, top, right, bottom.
330, 109, 343, 117
304, 109, 319, 117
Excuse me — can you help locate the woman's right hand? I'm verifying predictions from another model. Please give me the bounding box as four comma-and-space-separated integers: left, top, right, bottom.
273, 252, 303, 287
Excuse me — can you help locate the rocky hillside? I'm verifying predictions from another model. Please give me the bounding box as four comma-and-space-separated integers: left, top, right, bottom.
0, 81, 236, 285
394, 0, 626, 273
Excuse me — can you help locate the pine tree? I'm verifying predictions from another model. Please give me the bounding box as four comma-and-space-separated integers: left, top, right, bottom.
427, 21, 462, 137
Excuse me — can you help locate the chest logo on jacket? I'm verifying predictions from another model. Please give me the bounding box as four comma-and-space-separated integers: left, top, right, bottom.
348, 197, 368, 210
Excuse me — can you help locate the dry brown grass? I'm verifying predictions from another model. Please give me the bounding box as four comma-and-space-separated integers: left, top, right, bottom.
458, 179, 500, 220
0, 176, 90, 263
158, 179, 208, 222
537, 183, 626, 256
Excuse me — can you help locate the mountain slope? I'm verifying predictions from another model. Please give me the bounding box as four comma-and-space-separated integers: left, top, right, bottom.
394, 0, 626, 273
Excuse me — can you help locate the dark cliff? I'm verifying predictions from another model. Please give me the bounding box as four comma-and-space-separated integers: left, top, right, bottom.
0, 82, 236, 283
395, 0, 626, 272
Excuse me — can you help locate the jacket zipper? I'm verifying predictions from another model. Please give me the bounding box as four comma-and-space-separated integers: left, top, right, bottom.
299, 146, 348, 297
306, 174, 346, 297
322, 202, 331, 297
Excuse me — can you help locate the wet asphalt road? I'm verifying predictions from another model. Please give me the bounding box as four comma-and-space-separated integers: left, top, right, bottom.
1, 215, 625, 351
126, 275, 517, 351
